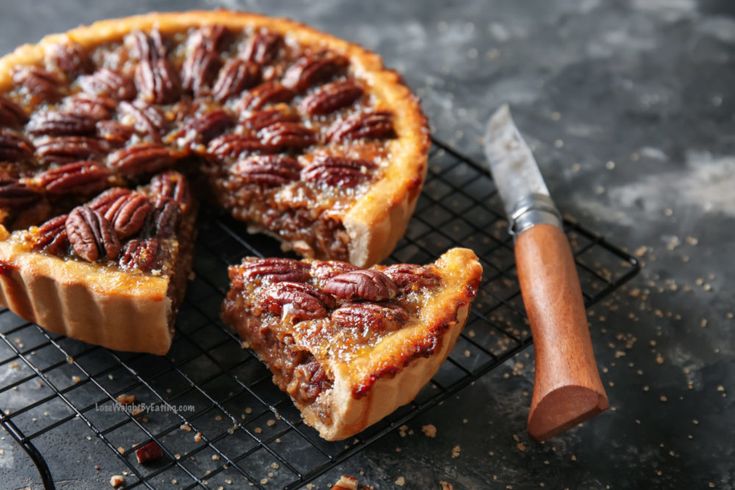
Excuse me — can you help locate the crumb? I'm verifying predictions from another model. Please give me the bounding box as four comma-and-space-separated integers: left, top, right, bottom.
451, 445, 461, 458
266, 419, 276, 427
398, 425, 409, 437
211, 454, 220, 461
116, 394, 136, 405
395, 476, 406, 486
331, 474, 359, 490
421, 424, 437, 438
439, 481, 454, 490
71, 375, 81, 384
634, 246, 648, 257
116, 446, 125, 455
194, 432, 203, 443
180, 423, 192, 432
110, 475, 124, 488
655, 353, 664, 365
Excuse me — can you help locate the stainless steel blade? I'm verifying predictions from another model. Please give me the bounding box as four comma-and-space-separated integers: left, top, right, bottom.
483, 105, 553, 219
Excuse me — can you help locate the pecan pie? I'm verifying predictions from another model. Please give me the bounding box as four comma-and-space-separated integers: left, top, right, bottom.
0, 10, 428, 266
223, 248, 482, 440
0, 11, 428, 353
0, 171, 196, 354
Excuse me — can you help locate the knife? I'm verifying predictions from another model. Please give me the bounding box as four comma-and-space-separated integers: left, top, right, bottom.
484, 105, 608, 441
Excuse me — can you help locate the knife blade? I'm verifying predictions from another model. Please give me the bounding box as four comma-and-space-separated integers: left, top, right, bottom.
484, 105, 560, 234
483, 105, 608, 441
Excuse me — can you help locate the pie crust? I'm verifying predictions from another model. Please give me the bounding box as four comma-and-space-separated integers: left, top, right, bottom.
224, 247, 483, 440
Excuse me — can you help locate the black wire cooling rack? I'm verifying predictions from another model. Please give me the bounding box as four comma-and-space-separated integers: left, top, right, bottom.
0, 137, 639, 489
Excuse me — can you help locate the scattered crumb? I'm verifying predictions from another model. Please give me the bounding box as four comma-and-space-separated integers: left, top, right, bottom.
451, 445, 461, 459
421, 424, 437, 438
634, 246, 648, 257
179, 423, 192, 432
71, 375, 81, 384
439, 481, 454, 490
331, 474, 359, 490
398, 425, 409, 437
110, 475, 125, 488
655, 353, 664, 365
193, 432, 203, 443
211, 454, 220, 461
266, 419, 276, 427
395, 476, 406, 486
116, 394, 136, 405
116, 446, 125, 455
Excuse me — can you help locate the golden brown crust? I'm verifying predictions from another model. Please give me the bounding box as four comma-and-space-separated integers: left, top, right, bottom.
0, 236, 173, 354
0, 10, 429, 267
300, 248, 482, 440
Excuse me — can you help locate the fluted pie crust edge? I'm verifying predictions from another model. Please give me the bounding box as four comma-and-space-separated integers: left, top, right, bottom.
300, 248, 482, 440
0, 10, 430, 267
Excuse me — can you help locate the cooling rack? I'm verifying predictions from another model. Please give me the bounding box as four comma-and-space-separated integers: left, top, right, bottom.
0, 137, 639, 489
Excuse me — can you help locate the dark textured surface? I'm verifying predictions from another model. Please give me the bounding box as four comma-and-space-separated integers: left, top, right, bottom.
0, 0, 733, 488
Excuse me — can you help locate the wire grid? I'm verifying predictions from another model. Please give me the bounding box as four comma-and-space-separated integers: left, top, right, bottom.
0, 137, 639, 489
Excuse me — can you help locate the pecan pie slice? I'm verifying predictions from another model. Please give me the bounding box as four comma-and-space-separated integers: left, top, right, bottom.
223, 248, 482, 440
0, 171, 196, 354
0, 11, 428, 266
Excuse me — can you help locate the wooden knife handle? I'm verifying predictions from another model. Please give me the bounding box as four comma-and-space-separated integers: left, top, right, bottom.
515, 223, 608, 441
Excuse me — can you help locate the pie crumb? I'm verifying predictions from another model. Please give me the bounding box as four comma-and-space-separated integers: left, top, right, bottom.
421, 424, 437, 438
395, 476, 406, 486
331, 474, 359, 490
439, 481, 454, 490
451, 445, 461, 458
110, 475, 124, 488
193, 432, 203, 443
116, 394, 136, 405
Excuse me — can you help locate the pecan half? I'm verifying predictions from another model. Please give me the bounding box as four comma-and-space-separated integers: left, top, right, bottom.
282, 53, 348, 92
134, 440, 163, 465
35, 136, 107, 164
118, 101, 168, 141
301, 155, 377, 188
207, 133, 268, 161
328, 110, 395, 142
89, 188, 132, 213
62, 94, 117, 121
181, 45, 220, 96
36, 161, 111, 195
0, 95, 28, 128
310, 260, 359, 283
13, 67, 63, 102
241, 82, 295, 110
242, 30, 282, 64
120, 238, 161, 273
27, 111, 97, 138
98, 121, 134, 148
242, 108, 299, 131
149, 171, 191, 213
0, 179, 40, 208
103, 191, 152, 239
0, 129, 34, 163
383, 264, 441, 291
233, 154, 301, 186
260, 281, 334, 322
47, 42, 93, 79
32, 214, 69, 255
212, 59, 261, 102
258, 122, 315, 152
301, 80, 363, 116
78, 68, 136, 100
131, 31, 179, 104
66, 206, 121, 262
109, 143, 176, 176
143, 198, 180, 238
135, 58, 181, 105
332, 302, 408, 333
240, 257, 311, 283
323, 269, 398, 302
185, 109, 234, 144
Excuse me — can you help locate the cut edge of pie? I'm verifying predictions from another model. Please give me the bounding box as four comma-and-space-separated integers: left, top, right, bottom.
0, 10, 430, 267
0, 174, 197, 355
224, 247, 483, 440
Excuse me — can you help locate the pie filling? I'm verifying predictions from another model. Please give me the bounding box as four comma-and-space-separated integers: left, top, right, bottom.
1, 22, 400, 261
223, 256, 443, 420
